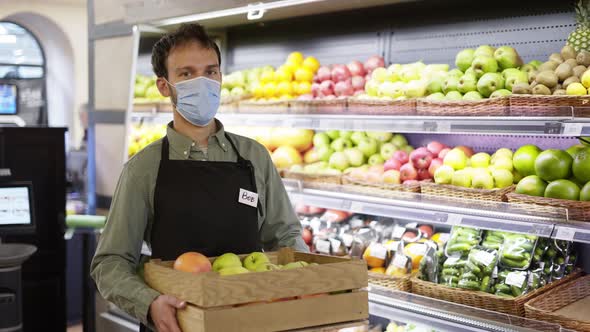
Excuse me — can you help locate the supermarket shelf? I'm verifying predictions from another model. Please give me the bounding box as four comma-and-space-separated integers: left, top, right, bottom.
368, 288, 563, 332
284, 179, 590, 243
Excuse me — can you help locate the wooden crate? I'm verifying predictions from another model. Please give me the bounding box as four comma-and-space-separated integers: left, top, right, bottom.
144, 248, 368, 331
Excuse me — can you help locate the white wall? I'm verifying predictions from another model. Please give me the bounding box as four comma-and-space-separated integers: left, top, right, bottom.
0, 0, 88, 148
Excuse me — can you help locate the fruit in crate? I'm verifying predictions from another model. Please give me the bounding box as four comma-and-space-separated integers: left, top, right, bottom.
128, 123, 167, 157
312, 56, 384, 99
272, 146, 303, 169
173, 252, 212, 273
243, 252, 271, 271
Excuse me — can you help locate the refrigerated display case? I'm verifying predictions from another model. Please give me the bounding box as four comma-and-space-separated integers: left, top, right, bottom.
87, 0, 590, 331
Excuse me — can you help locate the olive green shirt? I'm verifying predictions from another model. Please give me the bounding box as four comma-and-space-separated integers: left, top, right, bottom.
91, 120, 307, 325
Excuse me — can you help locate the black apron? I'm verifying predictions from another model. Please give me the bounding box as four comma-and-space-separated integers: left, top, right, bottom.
140, 133, 261, 331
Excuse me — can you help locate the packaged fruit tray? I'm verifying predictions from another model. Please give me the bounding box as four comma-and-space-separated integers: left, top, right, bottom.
506, 193, 590, 222
144, 248, 368, 332
416, 97, 510, 116
347, 98, 417, 115
289, 98, 348, 114
341, 175, 421, 194
420, 182, 515, 203
238, 99, 289, 114
411, 270, 582, 316
282, 170, 342, 186
525, 274, 590, 332
509, 95, 590, 117
368, 272, 412, 292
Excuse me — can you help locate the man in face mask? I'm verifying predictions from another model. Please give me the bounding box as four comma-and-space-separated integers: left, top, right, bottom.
91, 23, 308, 332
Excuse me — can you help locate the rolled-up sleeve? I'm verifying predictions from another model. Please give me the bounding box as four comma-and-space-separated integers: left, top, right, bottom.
90, 165, 160, 324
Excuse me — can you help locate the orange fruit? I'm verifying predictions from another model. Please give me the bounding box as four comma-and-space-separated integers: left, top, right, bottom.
173, 252, 212, 273
362, 246, 385, 268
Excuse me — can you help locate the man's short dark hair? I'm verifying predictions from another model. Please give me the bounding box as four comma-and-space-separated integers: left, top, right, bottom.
151, 23, 221, 79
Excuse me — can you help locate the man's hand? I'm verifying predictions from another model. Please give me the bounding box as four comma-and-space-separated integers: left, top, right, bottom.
149, 295, 186, 332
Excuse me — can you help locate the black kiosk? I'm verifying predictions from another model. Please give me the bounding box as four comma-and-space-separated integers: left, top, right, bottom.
0, 182, 37, 332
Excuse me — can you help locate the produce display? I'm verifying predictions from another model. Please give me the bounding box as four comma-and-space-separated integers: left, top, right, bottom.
133, 74, 165, 103
514, 142, 590, 202
127, 123, 167, 157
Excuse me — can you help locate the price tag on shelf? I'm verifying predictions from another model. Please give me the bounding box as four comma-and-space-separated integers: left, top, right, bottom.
555, 227, 576, 241
369, 243, 387, 260
407, 243, 427, 256
506, 272, 526, 288
329, 238, 342, 251
349, 201, 364, 213
341, 234, 354, 247
446, 214, 462, 226
392, 255, 409, 268
392, 226, 406, 239
315, 240, 331, 254
563, 123, 583, 136
437, 121, 451, 133
473, 250, 495, 267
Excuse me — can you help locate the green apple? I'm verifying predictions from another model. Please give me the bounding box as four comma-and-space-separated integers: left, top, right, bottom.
339, 130, 353, 140
282, 261, 308, 270
516, 175, 548, 197
452, 169, 472, 187
502, 68, 522, 78
573, 147, 590, 183
218, 266, 250, 276
426, 75, 445, 94
357, 138, 379, 157
489, 89, 512, 98
444, 148, 469, 170
350, 131, 368, 145
329, 152, 350, 171
391, 134, 408, 148
458, 73, 478, 93
492, 156, 514, 172
325, 130, 340, 140
365, 80, 379, 96
477, 73, 505, 98
447, 69, 464, 78
471, 153, 491, 168
212, 253, 242, 272
492, 169, 514, 188
404, 80, 427, 98
471, 55, 499, 79
566, 144, 586, 158
445, 91, 463, 100
403, 145, 415, 153
434, 165, 455, 184
243, 252, 271, 271
443, 76, 460, 93
367, 131, 393, 142
581, 182, 590, 201
330, 138, 353, 152
529, 60, 542, 68
455, 49, 476, 72
427, 92, 446, 100
535, 149, 573, 182
344, 148, 366, 167
316, 146, 334, 162
463, 91, 483, 100
493, 148, 513, 160
380, 143, 398, 160
513, 170, 524, 184
513, 145, 541, 176
372, 67, 389, 82
313, 132, 331, 147
254, 263, 280, 272
504, 71, 528, 90
474, 45, 495, 57
368, 154, 385, 165
545, 179, 580, 201
472, 171, 495, 189
494, 46, 523, 70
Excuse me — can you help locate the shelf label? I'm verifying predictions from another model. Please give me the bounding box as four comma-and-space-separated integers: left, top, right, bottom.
506, 272, 526, 288
385, 240, 400, 251
329, 238, 342, 251
437, 122, 451, 133
392, 225, 406, 239
392, 255, 409, 268
341, 234, 354, 247
563, 123, 583, 136
447, 214, 462, 225
349, 201, 364, 213
369, 243, 387, 260
315, 240, 331, 254
555, 227, 576, 241
473, 250, 495, 267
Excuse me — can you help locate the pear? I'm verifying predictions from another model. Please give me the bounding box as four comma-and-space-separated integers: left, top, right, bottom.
561, 45, 577, 60
563, 76, 581, 89
532, 84, 551, 95
536, 71, 559, 88
555, 63, 574, 82
573, 65, 587, 78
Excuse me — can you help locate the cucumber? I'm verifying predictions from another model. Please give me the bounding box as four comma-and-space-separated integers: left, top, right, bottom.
442, 268, 461, 276
511, 285, 524, 297
461, 272, 479, 281
458, 280, 480, 290
502, 257, 530, 268
466, 261, 482, 274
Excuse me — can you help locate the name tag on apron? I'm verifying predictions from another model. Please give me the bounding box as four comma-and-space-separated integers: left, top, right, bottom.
238, 188, 258, 208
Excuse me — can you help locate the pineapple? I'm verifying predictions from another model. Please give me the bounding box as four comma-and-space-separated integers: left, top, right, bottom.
568, 0, 590, 52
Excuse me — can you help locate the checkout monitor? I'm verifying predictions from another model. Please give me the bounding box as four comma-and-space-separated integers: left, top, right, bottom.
0, 182, 35, 235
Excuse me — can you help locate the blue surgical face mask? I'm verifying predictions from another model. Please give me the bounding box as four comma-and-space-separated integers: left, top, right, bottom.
166, 76, 221, 127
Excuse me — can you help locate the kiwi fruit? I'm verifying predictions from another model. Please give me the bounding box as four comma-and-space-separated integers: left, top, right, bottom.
553, 89, 567, 95
538, 60, 559, 72
536, 71, 559, 88
528, 71, 537, 83
530, 81, 538, 89
561, 45, 577, 60
573, 65, 587, 77
563, 76, 581, 89
549, 53, 564, 64
576, 51, 590, 67
555, 63, 573, 81
565, 58, 578, 68
512, 83, 532, 94
532, 84, 551, 95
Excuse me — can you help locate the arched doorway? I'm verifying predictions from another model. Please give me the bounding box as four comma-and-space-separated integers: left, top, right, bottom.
0, 21, 46, 126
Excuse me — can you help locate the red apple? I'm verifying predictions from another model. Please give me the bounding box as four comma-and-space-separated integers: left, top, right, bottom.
421, 179, 433, 183
410, 147, 434, 169
311, 82, 321, 97
381, 170, 401, 184
384, 157, 402, 171
417, 168, 432, 180
347, 60, 366, 77
319, 80, 335, 97
402, 231, 418, 242
316, 66, 332, 82
302, 227, 313, 245
456, 145, 475, 158
392, 150, 409, 164
418, 225, 434, 238
351, 75, 366, 91
400, 163, 418, 181
427, 141, 447, 157
403, 179, 419, 185
438, 148, 451, 160
331, 65, 351, 82
354, 90, 365, 96
364, 55, 385, 74
428, 158, 443, 176
334, 80, 354, 97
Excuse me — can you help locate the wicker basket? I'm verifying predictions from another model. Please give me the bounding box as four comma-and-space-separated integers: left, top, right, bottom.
282, 170, 342, 185
368, 272, 412, 292
507, 193, 590, 222
416, 97, 509, 116
347, 98, 417, 115
289, 98, 348, 114
420, 182, 514, 202
411, 270, 582, 316
509, 95, 590, 117
238, 100, 289, 114
342, 176, 421, 193
525, 275, 590, 331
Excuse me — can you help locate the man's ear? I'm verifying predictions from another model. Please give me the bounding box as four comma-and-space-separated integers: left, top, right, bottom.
156, 77, 171, 97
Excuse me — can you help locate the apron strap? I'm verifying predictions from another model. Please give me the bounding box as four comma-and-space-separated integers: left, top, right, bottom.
224, 132, 246, 164
161, 136, 170, 161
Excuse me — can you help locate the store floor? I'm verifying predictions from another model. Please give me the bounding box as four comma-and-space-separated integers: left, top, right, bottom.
67, 324, 82, 332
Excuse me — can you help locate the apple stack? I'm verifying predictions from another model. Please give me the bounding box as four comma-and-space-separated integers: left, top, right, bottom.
511, 142, 590, 219
430, 146, 517, 197
127, 123, 167, 157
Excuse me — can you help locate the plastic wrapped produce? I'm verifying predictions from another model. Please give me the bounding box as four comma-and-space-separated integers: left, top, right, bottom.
445, 226, 482, 257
